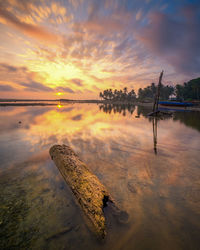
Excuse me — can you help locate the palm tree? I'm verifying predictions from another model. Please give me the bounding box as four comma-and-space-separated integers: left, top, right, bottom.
114, 89, 118, 100
108, 89, 113, 100
123, 87, 127, 95
103, 89, 108, 100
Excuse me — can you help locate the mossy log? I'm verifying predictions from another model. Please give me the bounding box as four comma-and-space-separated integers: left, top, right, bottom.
49, 144, 114, 238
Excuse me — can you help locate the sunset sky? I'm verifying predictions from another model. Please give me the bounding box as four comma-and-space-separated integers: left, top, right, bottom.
0, 0, 199, 99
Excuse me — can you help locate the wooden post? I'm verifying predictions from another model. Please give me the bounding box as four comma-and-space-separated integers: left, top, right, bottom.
153, 71, 164, 112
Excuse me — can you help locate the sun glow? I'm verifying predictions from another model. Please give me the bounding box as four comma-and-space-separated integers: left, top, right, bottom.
56, 92, 63, 96
29, 61, 82, 84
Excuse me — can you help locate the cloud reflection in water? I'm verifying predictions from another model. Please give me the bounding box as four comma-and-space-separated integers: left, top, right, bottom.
0, 104, 200, 249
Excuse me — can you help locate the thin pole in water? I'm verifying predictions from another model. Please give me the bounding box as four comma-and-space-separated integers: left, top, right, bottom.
153, 70, 164, 112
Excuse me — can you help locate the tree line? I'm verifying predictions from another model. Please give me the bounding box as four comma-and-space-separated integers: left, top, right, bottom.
99, 77, 200, 102
138, 82, 174, 101
175, 78, 200, 101
99, 88, 136, 101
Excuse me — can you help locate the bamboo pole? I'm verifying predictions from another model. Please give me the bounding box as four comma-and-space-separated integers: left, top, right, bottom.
153, 70, 164, 112
156, 70, 164, 111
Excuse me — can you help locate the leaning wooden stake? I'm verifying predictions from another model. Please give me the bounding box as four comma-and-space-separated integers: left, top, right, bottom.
153, 70, 164, 112
49, 144, 114, 238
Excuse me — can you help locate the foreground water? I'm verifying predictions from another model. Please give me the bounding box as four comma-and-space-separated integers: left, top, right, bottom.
0, 103, 199, 250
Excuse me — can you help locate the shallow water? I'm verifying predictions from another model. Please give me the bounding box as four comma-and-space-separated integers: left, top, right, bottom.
0, 104, 200, 250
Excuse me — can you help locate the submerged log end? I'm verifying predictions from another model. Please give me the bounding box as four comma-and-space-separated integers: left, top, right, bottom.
49, 144, 113, 238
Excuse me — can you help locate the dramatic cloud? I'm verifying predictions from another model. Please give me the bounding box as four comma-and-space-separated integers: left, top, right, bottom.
0, 0, 40, 14
0, 64, 52, 93
0, 84, 17, 91
55, 86, 75, 93
71, 79, 83, 86
137, 5, 200, 75
0, 63, 18, 72
0, 5, 58, 43
0, 63, 27, 73
19, 81, 53, 92
0, 0, 199, 99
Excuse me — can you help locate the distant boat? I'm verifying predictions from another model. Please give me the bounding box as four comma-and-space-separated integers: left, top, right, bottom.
159, 101, 195, 107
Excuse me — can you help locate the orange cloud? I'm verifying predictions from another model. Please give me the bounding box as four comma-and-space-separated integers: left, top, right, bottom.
0, 7, 58, 43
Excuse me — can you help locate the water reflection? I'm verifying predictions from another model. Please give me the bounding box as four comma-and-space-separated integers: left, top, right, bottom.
0, 104, 200, 250
99, 103, 135, 115
173, 111, 200, 132
152, 117, 158, 154
99, 103, 159, 154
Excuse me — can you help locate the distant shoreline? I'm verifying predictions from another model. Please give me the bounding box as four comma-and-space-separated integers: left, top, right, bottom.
0, 103, 58, 106
0, 99, 146, 106
0, 99, 200, 111
0, 99, 58, 102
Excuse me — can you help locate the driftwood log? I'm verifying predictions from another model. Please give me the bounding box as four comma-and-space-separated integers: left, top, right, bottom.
49, 144, 116, 238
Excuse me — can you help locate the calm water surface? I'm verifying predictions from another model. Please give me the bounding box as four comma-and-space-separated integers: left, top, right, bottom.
0, 104, 200, 250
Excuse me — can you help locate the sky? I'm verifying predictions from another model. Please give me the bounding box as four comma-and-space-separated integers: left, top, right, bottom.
0, 0, 199, 99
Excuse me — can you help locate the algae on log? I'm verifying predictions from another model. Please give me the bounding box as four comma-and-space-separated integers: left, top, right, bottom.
49, 144, 113, 238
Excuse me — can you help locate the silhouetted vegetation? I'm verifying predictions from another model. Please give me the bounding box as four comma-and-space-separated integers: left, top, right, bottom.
99, 103, 135, 116
175, 78, 200, 101
100, 77, 200, 103
99, 88, 136, 102
138, 82, 174, 101
137, 77, 200, 102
